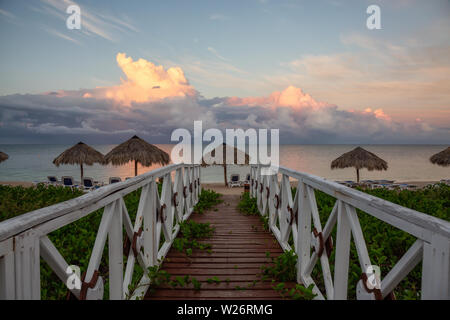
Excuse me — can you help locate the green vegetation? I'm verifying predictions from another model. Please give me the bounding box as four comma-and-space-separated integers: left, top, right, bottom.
260, 250, 317, 300
193, 188, 223, 214
172, 220, 215, 255
0, 184, 84, 222
237, 184, 450, 300
238, 192, 269, 230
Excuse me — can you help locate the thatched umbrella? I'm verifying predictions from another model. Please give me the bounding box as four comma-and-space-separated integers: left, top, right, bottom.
331, 146, 388, 183
202, 143, 250, 187
53, 142, 105, 182
430, 147, 450, 167
104, 135, 170, 176
0, 151, 9, 163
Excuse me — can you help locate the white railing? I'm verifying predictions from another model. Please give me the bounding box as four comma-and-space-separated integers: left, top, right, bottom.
250, 165, 450, 300
0, 164, 201, 300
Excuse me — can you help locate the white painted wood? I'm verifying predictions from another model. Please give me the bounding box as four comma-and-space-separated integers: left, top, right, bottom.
108, 199, 123, 300
14, 230, 40, 299
421, 234, 450, 299
333, 200, 352, 300
297, 179, 311, 283
0, 238, 15, 299
144, 181, 159, 267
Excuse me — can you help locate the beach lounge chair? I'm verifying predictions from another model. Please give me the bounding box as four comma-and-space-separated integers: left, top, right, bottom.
109, 177, 121, 184
82, 177, 99, 191
47, 176, 59, 185
229, 174, 241, 188
61, 176, 78, 189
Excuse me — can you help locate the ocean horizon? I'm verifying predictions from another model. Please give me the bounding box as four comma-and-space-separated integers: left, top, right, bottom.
0, 144, 448, 184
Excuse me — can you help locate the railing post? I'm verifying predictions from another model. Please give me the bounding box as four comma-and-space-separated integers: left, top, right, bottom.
333, 200, 351, 299
13, 230, 40, 300
108, 199, 123, 300
421, 234, 450, 299
296, 179, 311, 284
0, 238, 15, 299
144, 180, 158, 267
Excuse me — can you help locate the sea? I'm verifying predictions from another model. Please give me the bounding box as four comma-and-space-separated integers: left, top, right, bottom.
0, 144, 448, 184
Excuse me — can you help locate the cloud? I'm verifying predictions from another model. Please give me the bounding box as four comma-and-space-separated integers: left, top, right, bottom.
42, 27, 81, 45
96, 53, 197, 106
0, 8, 16, 19
0, 54, 448, 145
207, 47, 229, 62
226, 85, 333, 110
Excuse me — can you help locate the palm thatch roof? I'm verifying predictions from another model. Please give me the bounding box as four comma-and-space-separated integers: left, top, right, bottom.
0, 151, 9, 163
53, 142, 104, 167
104, 135, 170, 176
331, 147, 388, 171
430, 147, 450, 167
104, 135, 170, 166
53, 142, 105, 182
201, 143, 250, 167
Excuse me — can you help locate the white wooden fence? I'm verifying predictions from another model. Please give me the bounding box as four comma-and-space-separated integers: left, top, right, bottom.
0, 164, 201, 300
250, 165, 450, 300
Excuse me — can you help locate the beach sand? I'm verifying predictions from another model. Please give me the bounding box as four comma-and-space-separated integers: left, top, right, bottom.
0, 181, 35, 187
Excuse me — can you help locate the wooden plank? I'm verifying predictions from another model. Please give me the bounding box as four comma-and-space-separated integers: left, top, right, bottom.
145, 194, 295, 300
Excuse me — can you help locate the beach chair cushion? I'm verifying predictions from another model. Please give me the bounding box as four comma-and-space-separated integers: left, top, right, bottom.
62, 177, 74, 186
109, 177, 121, 184
83, 178, 93, 188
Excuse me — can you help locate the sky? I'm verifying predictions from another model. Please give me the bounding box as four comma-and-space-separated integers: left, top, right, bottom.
0, 0, 449, 144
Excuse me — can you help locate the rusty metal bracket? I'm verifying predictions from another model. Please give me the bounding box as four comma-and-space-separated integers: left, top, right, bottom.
274, 194, 280, 209
312, 228, 325, 257
325, 235, 333, 258
287, 205, 298, 226
266, 187, 270, 199
189, 183, 193, 193
173, 192, 178, 207
360, 273, 383, 300
79, 270, 100, 300
260, 183, 263, 193
183, 186, 187, 198
159, 204, 167, 223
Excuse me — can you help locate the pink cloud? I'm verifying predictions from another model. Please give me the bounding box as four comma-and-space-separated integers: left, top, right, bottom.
88, 53, 197, 106
226, 85, 332, 110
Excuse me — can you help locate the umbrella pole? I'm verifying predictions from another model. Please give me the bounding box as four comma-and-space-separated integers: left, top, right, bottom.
80, 163, 84, 183
224, 164, 228, 187
135, 160, 138, 176
356, 168, 360, 183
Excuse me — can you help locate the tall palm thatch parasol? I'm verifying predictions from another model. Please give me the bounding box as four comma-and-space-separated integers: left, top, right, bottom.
53, 142, 105, 182
331, 146, 388, 183
429, 147, 450, 167
202, 143, 250, 187
0, 151, 9, 163
104, 135, 170, 176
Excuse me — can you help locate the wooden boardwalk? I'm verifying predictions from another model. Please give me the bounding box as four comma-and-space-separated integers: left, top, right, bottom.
145, 194, 289, 300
